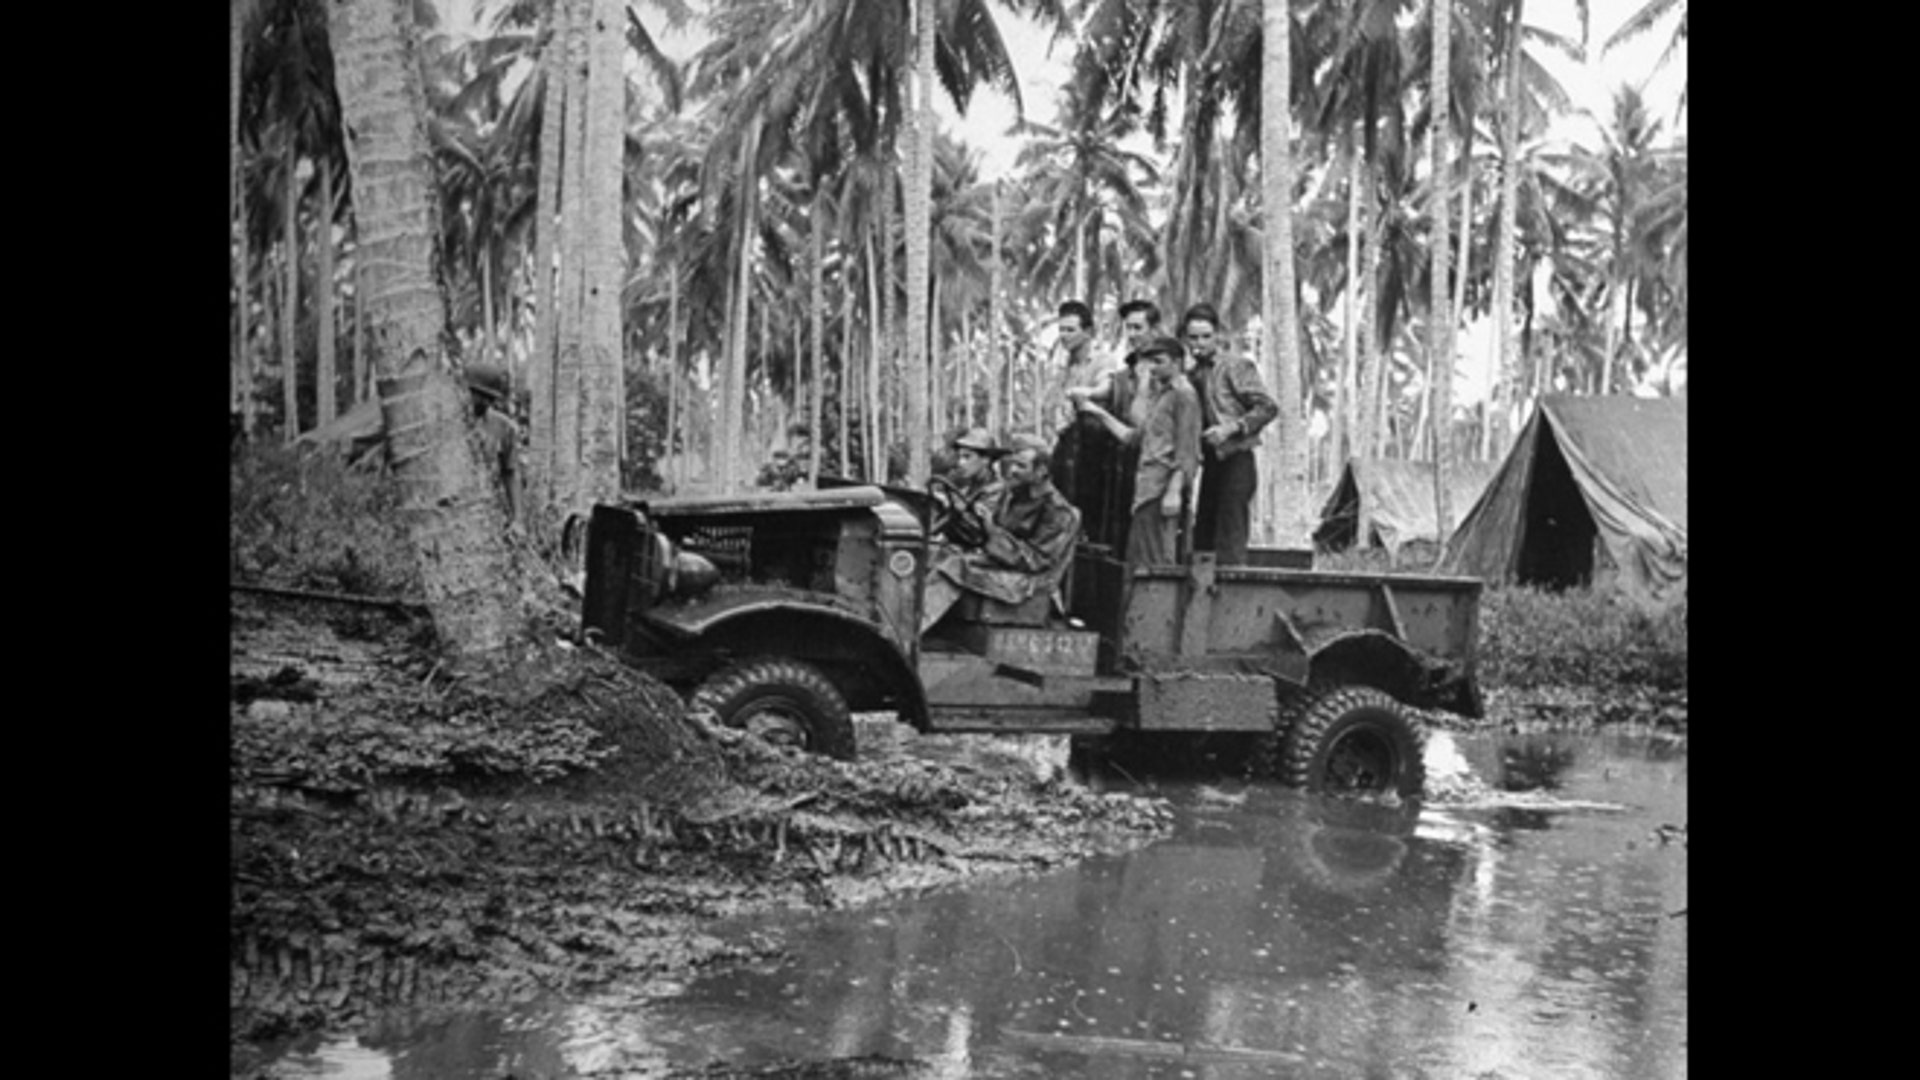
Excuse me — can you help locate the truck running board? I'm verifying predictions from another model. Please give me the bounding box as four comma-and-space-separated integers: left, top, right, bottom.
924, 709, 1118, 736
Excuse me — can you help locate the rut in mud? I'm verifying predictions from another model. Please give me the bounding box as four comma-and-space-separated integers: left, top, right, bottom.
229, 590, 1174, 1072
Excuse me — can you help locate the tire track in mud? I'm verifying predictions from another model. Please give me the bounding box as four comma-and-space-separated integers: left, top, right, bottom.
229, 591, 1175, 1069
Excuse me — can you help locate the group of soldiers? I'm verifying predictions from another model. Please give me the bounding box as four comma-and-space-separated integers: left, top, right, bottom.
920, 297, 1278, 633
451, 298, 1278, 633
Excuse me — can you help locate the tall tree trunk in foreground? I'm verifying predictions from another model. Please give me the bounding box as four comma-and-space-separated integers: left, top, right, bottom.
577, 0, 627, 505
1263, 0, 1311, 547
902, 0, 935, 483
550, 0, 592, 510
527, 0, 568, 515
1426, 0, 1457, 547
327, 0, 522, 658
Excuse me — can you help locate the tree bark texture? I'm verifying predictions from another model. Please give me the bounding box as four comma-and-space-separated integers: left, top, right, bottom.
327, 0, 523, 659
577, 0, 627, 505
1263, 0, 1311, 547
903, 0, 935, 484
1488, 0, 1525, 462
528, 0, 568, 514
1426, 0, 1456, 542
810, 198, 825, 485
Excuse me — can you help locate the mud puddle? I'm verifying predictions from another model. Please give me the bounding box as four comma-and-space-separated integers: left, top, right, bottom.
256, 729, 1684, 1079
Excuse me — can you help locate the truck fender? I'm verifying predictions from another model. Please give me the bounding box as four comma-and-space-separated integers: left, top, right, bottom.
655, 598, 929, 728
1305, 629, 1481, 718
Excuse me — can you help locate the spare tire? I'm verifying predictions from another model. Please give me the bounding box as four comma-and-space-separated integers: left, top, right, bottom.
1280, 686, 1427, 798
689, 658, 856, 760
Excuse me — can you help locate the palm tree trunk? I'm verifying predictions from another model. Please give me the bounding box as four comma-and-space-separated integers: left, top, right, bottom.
578, 0, 626, 505
1358, 185, 1386, 467
327, 0, 520, 658
1452, 127, 1472, 455
900, 0, 935, 484
316, 154, 338, 428
1263, 0, 1310, 548
989, 180, 1004, 441
726, 165, 753, 492
1426, 0, 1457, 548
238, 175, 255, 435
353, 242, 368, 404
1334, 133, 1360, 474
231, 0, 247, 424
960, 309, 974, 430
280, 144, 301, 441
839, 261, 853, 479
810, 194, 825, 485
665, 253, 681, 486
528, 0, 568, 515
552, 0, 593, 510
1487, 0, 1524, 462
869, 219, 887, 481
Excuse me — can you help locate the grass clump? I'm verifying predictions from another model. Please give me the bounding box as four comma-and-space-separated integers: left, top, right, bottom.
231, 442, 420, 597
1478, 584, 1687, 694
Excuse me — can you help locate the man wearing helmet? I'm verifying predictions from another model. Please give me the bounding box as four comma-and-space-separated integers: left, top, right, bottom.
466, 364, 521, 525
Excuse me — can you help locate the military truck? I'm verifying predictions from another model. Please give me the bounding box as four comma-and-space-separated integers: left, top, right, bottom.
582, 482, 1483, 796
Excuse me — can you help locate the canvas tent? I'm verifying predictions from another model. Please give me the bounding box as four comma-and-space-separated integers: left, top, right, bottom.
1314, 458, 1498, 556
1440, 394, 1686, 610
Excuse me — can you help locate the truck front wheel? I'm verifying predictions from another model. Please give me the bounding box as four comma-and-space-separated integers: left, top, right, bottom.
689, 659, 857, 760
1280, 686, 1427, 798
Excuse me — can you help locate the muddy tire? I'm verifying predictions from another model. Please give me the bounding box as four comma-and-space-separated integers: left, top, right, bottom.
1279, 686, 1427, 798
688, 659, 856, 760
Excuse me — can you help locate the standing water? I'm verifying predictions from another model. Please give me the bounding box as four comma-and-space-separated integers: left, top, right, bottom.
261, 731, 1685, 1079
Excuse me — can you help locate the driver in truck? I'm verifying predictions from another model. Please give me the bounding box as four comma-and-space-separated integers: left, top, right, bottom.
920, 443, 1081, 633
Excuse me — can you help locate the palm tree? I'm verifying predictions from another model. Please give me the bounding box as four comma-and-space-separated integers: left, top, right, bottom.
1262, 0, 1310, 547
689, 0, 1060, 487
1010, 83, 1160, 314
243, 0, 349, 440
1604, 0, 1686, 120
1424, 0, 1456, 538
325, 0, 521, 658
1558, 84, 1666, 394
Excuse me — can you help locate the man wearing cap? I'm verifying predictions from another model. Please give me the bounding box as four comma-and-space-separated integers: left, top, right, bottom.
931, 427, 1006, 548
467, 364, 521, 525
947, 427, 1006, 505
1075, 333, 1201, 568
921, 442, 1080, 633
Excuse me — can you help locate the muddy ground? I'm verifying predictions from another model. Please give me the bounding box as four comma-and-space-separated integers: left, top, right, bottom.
228, 587, 1684, 1079
229, 591, 1175, 1077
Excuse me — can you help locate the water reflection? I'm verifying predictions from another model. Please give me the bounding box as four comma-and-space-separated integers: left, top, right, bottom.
262, 733, 1685, 1079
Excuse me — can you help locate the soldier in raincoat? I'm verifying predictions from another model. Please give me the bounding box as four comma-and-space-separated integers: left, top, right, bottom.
920, 442, 1080, 633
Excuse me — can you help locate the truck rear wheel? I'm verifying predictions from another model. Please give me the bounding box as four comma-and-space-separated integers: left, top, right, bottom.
1280, 686, 1427, 798
689, 659, 857, 760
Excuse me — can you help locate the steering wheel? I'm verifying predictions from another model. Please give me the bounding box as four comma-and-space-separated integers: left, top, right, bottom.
927, 476, 961, 539
927, 476, 987, 547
